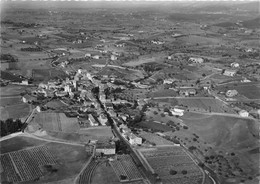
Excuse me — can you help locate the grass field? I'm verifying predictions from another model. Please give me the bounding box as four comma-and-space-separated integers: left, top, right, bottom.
91, 162, 120, 184
78, 126, 114, 141
0, 136, 47, 154
177, 97, 233, 113
148, 89, 177, 98
29, 112, 80, 133
0, 85, 31, 97
179, 112, 260, 183
0, 103, 30, 121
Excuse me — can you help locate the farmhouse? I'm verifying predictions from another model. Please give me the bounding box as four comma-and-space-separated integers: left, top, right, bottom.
231, 62, 239, 68
188, 57, 204, 63
239, 110, 249, 117
170, 107, 185, 116
128, 134, 142, 145
163, 78, 176, 84
179, 88, 196, 97
226, 90, 238, 97
111, 55, 117, 61
223, 69, 236, 77
96, 140, 116, 156
22, 94, 37, 103
92, 55, 100, 60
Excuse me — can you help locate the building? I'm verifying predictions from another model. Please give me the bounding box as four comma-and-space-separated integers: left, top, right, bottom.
92, 55, 100, 60
231, 62, 239, 68
128, 134, 142, 145
223, 69, 236, 77
111, 55, 117, 61
89, 114, 98, 126
226, 90, 238, 97
239, 110, 249, 117
179, 89, 196, 97
85, 53, 91, 57
22, 94, 37, 103
170, 107, 185, 116
98, 113, 108, 126
188, 57, 204, 63
95, 141, 116, 155
163, 78, 176, 84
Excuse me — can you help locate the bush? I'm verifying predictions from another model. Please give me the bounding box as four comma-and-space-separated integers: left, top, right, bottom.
169, 169, 177, 175
160, 113, 165, 117
181, 170, 188, 175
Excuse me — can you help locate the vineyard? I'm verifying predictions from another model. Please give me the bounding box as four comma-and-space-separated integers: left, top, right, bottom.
0, 145, 58, 183
140, 146, 202, 184
139, 132, 175, 146
110, 154, 143, 182
78, 159, 100, 184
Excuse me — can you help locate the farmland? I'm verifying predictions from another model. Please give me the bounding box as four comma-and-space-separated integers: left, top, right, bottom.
0, 136, 47, 154
139, 131, 175, 146
177, 112, 260, 184
28, 112, 80, 133
91, 161, 121, 184
1, 145, 58, 183
138, 146, 203, 184
0, 103, 30, 120
177, 97, 234, 113
110, 154, 144, 182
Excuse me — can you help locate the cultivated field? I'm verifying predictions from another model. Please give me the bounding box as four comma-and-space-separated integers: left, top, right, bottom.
177, 97, 234, 113
138, 146, 203, 184
110, 154, 143, 182
29, 112, 80, 133
0, 103, 30, 120
139, 131, 175, 146
1, 145, 58, 183
91, 161, 121, 184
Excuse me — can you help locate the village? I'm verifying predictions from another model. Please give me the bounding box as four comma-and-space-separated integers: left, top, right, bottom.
1, 1, 260, 184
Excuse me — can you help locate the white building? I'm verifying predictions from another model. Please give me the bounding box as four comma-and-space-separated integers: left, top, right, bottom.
96, 141, 116, 155
92, 55, 100, 59
239, 110, 249, 117
189, 57, 204, 63
223, 69, 236, 77
111, 55, 117, 61
129, 134, 142, 145
89, 114, 98, 126
231, 62, 239, 68
170, 107, 185, 116
85, 53, 91, 57
226, 90, 238, 97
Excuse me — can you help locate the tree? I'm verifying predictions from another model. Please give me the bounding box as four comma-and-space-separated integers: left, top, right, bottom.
169, 169, 177, 175
181, 170, 188, 175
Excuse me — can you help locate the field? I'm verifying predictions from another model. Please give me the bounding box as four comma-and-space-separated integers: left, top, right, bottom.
177, 97, 234, 113
178, 112, 260, 183
148, 89, 178, 98
0, 86, 31, 121
28, 112, 80, 133
0, 103, 30, 121
138, 146, 203, 184
139, 131, 175, 146
91, 161, 121, 184
0, 136, 47, 154
32, 69, 68, 82
78, 126, 114, 141
1, 145, 58, 183
215, 83, 260, 100
110, 154, 143, 182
